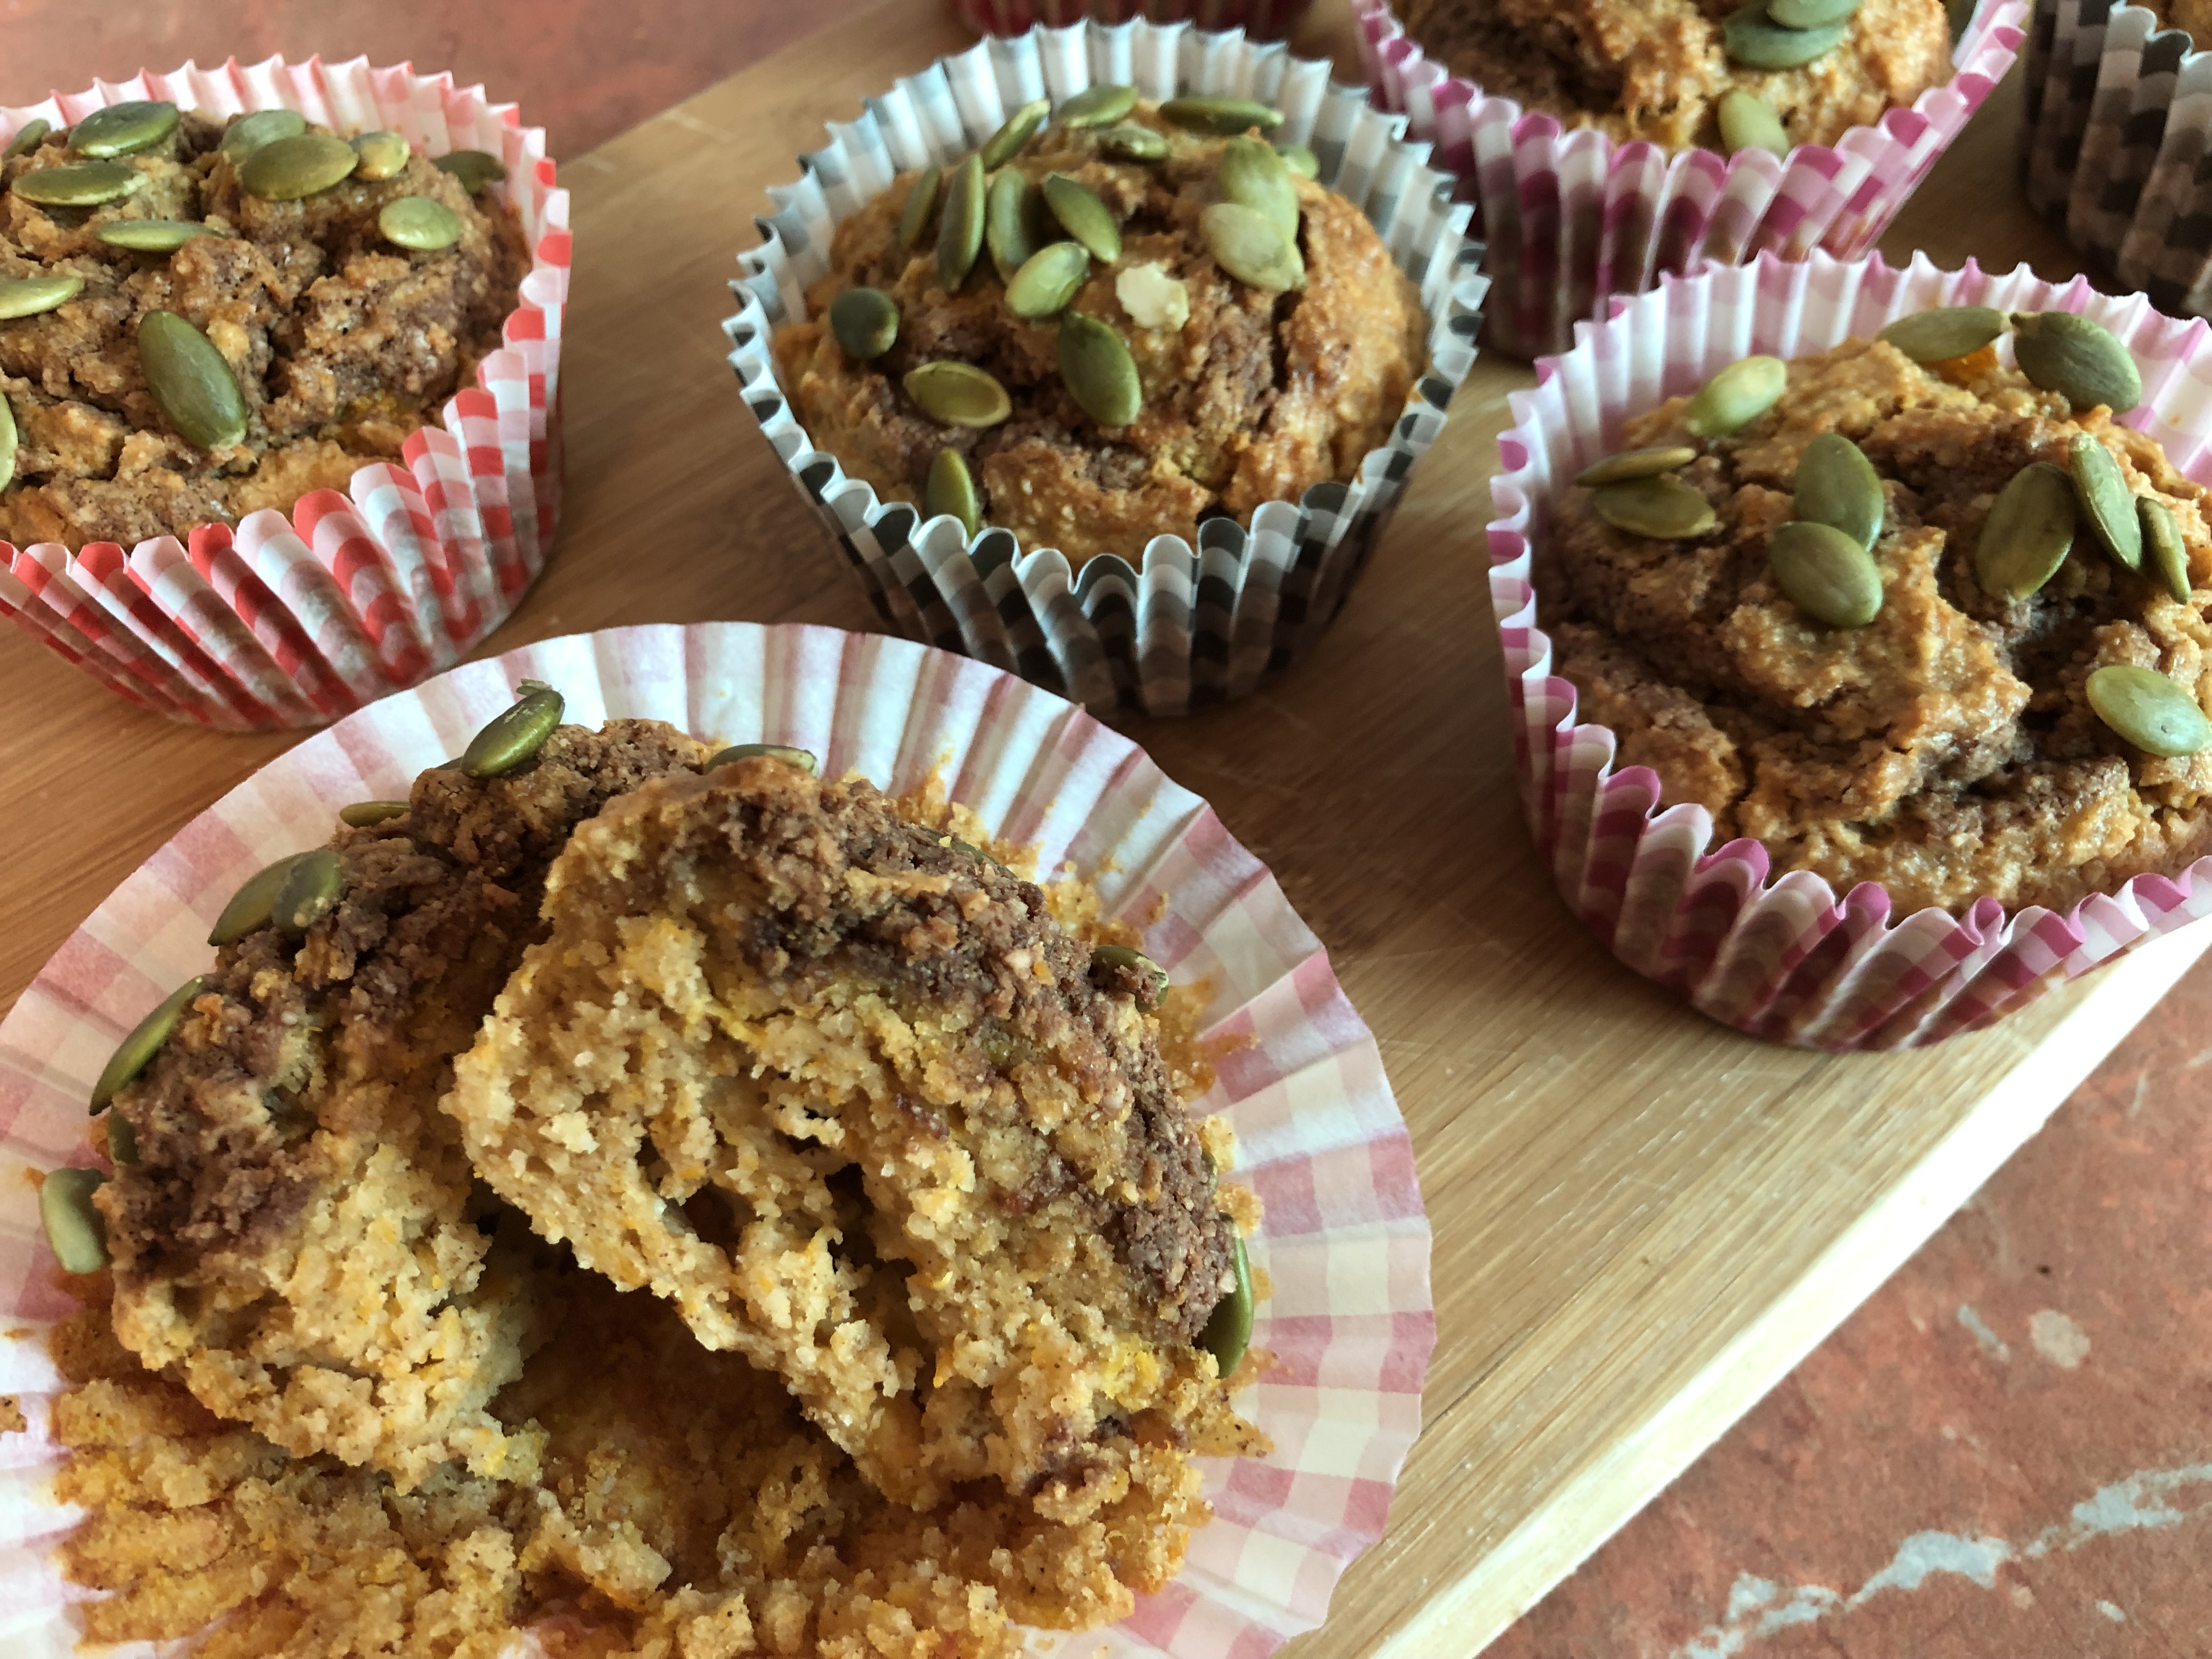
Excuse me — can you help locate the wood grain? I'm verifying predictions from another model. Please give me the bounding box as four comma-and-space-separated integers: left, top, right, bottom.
0, 7, 2186, 1655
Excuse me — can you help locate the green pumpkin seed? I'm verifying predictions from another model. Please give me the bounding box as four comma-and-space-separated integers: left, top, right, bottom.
1723, 3, 1849, 69
208, 852, 308, 946
1058, 311, 1141, 428
1160, 95, 1284, 136
1274, 141, 1319, 179
97, 219, 227, 252
1576, 445, 1698, 488
2087, 663, 2212, 757
1056, 84, 1138, 128
339, 799, 409, 827
4, 118, 51, 160
704, 742, 819, 772
1684, 355, 1787, 437
240, 132, 359, 200
433, 149, 506, 193
828, 286, 899, 360
1974, 461, 2079, 602
272, 847, 345, 932
89, 975, 206, 1113
352, 130, 410, 180
219, 109, 307, 165
1042, 173, 1120, 263
1200, 1233, 1254, 1377
13, 160, 144, 207
462, 684, 565, 777
40, 1167, 109, 1273
980, 98, 1049, 170
70, 100, 178, 160
1716, 89, 1789, 157
926, 446, 982, 537
1006, 240, 1090, 320
138, 310, 249, 450
2012, 311, 2142, 414
1877, 304, 2007, 365
2068, 432, 2143, 572
1220, 135, 1299, 241
905, 360, 1012, 427
0, 274, 82, 319
379, 195, 462, 251
1200, 200, 1303, 291
1769, 0, 1864, 23
986, 167, 1041, 281
1793, 433, 1884, 550
936, 153, 986, 292
1769, 520, 1884, 628
1592, 475, 1717, 539
2142, 497, 2191, 604
898, 165, 942, 251
1091, 944, 1169, 1010
1096, 123, 1169, 161
0, 391, 15, 493
107, 1111, 137, 1166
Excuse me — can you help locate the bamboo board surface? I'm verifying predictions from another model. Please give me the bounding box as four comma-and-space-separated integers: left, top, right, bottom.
0, 5, 2190, 1655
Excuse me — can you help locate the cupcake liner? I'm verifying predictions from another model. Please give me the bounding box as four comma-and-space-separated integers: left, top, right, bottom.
950, 0, 1316, 43
2021, 0, 2212, 316
1487, 250, 2212, 1051
0, 56, 571, 733
1355, 0, 2026, 360
0, 621, 1431, 1657
723, 21, 1488, 719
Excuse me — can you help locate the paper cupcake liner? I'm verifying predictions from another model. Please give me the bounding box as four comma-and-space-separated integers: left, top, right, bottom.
0, 57, 571, 733
723, 21, 1488, 719
950, 0, 1316, 43
1355, 0, 2025, 360
1487, 250, 2212, 1051
0, 621, 1430, 1657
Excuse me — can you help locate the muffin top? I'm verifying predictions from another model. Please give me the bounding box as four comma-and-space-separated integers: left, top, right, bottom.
1535, 310, 2212, 918
1388, 0, 1956, 153
772, 93, 1426, 566
0, 104, 526, 554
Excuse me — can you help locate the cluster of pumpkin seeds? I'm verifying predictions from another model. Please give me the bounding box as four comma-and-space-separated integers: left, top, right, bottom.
1713, 0, 1872, 155
1876, 304, 2144, 413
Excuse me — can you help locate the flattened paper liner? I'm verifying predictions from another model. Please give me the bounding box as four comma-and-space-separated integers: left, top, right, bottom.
724, 20, 1488, 719
0, 56, 571, 732
0, 621, 1431, 1658
1356, 0, 2025, 360
950, 0, 1314, 43
1488, 251, 2212, 1051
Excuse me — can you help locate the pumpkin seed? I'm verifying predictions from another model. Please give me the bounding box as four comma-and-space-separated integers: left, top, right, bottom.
208, 852, 308, 946
2068, 432, 2143, 571
433, 149, 506, 193
70, 100, 178, 160
1723, 3, 1849, 69
340, 800, 409, 827
240, 132, 358, 200
379, 195, 462, 251
936, 153, 986, 292
352, 130, 410, 180
1769, 0, 1864, 23
926, 446, 982, 537
2142, 497, 2191, 604
1160, 95, 1284, 136
904, 360, 1012, 427
1717, 89, 1790, 158
1592, 475, 1717, 539
1769, 520, 1883, 628
4, 119, 50, 159
1006, 240, 1090, 319
97, 219, 226, 252
980, 97, 1049, 170
1684, 355, 1787, 437
1200, 1233, 1254, 1377
1793, 432, 1884, 549
108, 1111, 137, 1166
1220, 135, 1299, 241
828, 286, 899, 359
1974, 461, 2079, 602
138, 310, 249, 450
1091, 944, 1169, 1010
986, 166, 1041, 281
1274, 141, 1319, 179
1042, 172, 1120, 263
1057, 84, 1138, 128
897, 164, 942, 250
89, 975, 205, 1113
1877, 304, 2007, 365
2012, 311, 2142, 413
40, 1167, 109, 1274
704, 742, 819, 772
2087, 663, 2212, 756
1057, 311, 1141, 428
1200, 200, 1303, 291
219, 109, 307, 164
462, 684, 565, 777
1096, 123, 1169, 161
13, 160, 144, 207
1576, 445, 1698, 488
0, 391, 16, 493
0, 273, 80, 319
272, 847, 344, 932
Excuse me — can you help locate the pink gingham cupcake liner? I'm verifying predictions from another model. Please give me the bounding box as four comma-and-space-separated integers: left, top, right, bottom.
0, 620, 1430, 1657
949, 0, 1315, 42
0, 56, 571, 733
1356, 0, 2025, 359
1488, 250, 2212, 1050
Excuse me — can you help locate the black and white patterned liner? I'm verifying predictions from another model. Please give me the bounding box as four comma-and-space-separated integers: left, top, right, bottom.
723, 20, 1488, 717
2022, 0, 2212, 316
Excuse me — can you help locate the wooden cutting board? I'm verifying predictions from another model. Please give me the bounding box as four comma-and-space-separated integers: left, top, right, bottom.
0, 6, 2187, 1655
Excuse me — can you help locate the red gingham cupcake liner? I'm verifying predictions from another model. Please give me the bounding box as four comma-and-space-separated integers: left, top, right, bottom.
1356, 0, 2025, 359
0, 621, 1431, 1657
1488, 251, 2212, 1050
0, 57, 570, 732
949, 0, 1316, 43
